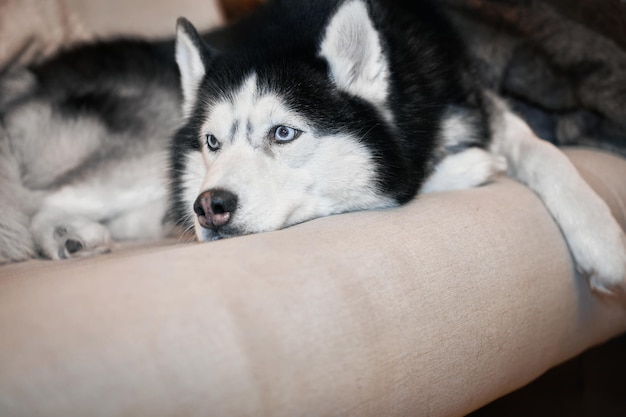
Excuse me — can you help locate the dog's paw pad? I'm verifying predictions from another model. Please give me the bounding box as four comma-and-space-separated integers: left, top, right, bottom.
64, 239, 84, 255
58, 226, 112, 260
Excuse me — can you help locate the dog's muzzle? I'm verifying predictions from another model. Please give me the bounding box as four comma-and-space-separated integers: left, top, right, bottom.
193, 189, 238, 231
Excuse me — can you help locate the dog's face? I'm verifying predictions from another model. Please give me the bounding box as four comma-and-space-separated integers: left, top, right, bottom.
172, 2, 413, 241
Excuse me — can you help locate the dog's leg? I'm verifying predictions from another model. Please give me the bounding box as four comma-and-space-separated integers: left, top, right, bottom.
104, 197, 171, 241
421, 147, 507, 193
490, 106, 626, 295
31, 209, 112, 260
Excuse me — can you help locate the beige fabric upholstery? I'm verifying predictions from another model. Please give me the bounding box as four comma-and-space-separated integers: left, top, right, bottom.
0, 0, 88, 67
65, 0, 223, 38
1, 149, 625, 417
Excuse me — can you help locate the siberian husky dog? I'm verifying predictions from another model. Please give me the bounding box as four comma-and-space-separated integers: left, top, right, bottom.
0, 0, 625, 294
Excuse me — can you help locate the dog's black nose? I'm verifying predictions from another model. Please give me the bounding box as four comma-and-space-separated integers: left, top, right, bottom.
194, 189, 238, 229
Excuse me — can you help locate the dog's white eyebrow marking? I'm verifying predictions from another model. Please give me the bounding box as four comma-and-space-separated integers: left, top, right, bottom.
208, 101, 236, 142
203, 73, 306, 149
204, 73, 260, 145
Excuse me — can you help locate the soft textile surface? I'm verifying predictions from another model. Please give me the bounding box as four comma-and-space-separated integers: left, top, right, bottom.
0, 149, 625, 417
0, 0, 88, 67
64, 0, 223, 38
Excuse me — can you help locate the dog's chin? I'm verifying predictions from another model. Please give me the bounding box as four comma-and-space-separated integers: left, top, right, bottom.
195, 215, 311, 242
196, 225, 248, 242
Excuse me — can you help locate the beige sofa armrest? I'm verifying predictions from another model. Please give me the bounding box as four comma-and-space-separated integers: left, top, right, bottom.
0, 149, 625, 417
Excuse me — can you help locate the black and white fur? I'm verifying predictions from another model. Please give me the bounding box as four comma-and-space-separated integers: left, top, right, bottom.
1, 0, 625, 295
0, 40, 182, 261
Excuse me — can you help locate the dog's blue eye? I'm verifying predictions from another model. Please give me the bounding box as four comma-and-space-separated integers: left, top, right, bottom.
206, 134, 221, 151
272, 125, 301, 143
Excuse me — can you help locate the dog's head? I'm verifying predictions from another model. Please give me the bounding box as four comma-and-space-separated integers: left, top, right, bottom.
171, 1, 415, 241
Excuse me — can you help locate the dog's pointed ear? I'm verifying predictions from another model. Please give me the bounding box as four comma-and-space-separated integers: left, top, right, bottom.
319, 0, 390, 106
176, 18, 214, 116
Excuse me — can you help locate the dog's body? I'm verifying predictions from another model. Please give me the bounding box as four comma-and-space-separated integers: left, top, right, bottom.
0, 40, 182, 261
1, 0, 625, 293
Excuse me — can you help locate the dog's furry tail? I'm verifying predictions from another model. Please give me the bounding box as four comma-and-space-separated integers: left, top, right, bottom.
0, 125, 37, 265
0, 63, 41, 264
0, 209, 36, 265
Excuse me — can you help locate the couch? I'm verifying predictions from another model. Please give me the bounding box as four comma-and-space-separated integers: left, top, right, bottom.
1, 1, 625, 416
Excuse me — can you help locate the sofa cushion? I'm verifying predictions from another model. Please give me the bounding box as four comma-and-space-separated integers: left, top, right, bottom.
0, 149, 624, 417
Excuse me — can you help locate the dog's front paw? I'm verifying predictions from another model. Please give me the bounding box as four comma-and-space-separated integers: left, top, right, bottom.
420, 148, 507, 193
50, 222, 113, 260
31, 211, 113, 260
568, 214, 626, 296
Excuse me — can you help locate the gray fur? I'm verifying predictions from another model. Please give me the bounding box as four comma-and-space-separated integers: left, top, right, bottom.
444, 0, 626, 156
0, 40, 183, 263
